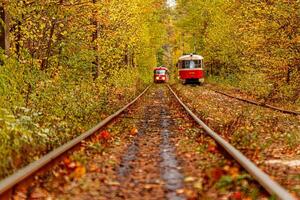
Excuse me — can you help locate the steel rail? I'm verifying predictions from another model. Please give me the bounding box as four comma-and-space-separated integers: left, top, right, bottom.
167, 85, 296, 200
0, 85, 151, 195
209, 88, 300, 116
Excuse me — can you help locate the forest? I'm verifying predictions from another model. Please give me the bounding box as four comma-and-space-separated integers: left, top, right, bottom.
0, 0, 299, 190
0, 0, 167, 178
173, 0, 300, 104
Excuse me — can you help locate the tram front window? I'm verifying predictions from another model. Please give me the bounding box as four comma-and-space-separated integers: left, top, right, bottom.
190, 61, 195, 68
155, 70, 166, 75
182, 60, 201, 69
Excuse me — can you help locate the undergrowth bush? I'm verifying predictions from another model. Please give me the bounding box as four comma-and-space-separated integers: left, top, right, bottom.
0, 56, 151, 179
208, 71, 300, 107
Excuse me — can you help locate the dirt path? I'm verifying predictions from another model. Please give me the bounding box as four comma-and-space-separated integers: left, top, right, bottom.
14, 85, 268, 200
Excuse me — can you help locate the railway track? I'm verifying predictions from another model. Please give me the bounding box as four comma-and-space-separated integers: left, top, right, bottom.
0, 84, 296, 199
207, 87, 300, 116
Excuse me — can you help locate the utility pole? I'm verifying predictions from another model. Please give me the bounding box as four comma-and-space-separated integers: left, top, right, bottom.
181, 33, 184, 54
193, 33, 196, 53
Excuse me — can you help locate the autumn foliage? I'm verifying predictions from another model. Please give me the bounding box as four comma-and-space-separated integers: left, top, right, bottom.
173, 0, 300, 105
0, 0, 168, 179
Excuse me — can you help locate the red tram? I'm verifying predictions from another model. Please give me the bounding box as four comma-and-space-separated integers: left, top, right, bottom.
177, 54, 204, 84
153, 67, 169, 83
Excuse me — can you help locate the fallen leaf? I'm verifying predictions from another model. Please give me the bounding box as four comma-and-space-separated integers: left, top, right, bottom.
176, 189, 185, 194
67, 162, 77, 169
184, 189, 198, 199
130, 127, 138, 136
207, 143, 218, 153
193, 179, 203, 191
99, 130, 111, 141
71, 163, 86, 179
210, 168, 224, 181
144, 184, 155, 190
184, 176, 197, 182
230, 191, 242, 199
228, 167, 239, 178
63, 157, 71, 166
89, 163, 100, 172
107, 180, 120, 186
30, 187, 49, 199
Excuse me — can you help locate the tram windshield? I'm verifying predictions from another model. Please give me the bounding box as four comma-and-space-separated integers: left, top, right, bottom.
181, 60, 202, 69
155, 70, 166, 75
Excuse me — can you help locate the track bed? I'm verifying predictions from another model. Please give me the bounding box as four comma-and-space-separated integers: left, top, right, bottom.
2, 85, 295, 199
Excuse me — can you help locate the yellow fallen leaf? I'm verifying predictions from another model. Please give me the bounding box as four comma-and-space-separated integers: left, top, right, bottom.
184, 176, 197, 182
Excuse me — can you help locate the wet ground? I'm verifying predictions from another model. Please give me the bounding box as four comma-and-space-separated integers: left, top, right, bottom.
13, 85, 270, 199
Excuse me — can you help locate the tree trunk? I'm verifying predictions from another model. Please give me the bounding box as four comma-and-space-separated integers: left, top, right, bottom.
0, 2, 10, 55
92, 0, 99, 80
15, 20, 21, 58
41, 20, 56, 70
41, 0, 64, 70
124, 44, 129, 65
4, 3, 9, 55
286, 65, 291, 84
0, 7, 4, 50
131, 52, 135, 67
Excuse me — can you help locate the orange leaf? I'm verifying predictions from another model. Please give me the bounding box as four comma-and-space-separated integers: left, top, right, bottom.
228, 167, 239, 178
63, 157, 71, 166
99, 130, 111, 140
72, 163, 86, 179
130, 127, 138, 136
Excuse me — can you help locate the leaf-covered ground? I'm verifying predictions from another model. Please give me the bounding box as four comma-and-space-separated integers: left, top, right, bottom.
12, 85, 269, 200
172, 83, 300, 198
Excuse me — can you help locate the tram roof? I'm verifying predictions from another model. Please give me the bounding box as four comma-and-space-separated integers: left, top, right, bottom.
179, 54, 203, 61
153, 67, 168, 71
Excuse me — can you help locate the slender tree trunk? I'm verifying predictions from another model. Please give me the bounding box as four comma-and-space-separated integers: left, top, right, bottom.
41, 0, 64, 70
286, 65, 292, 84
4, 4, 9, 55
131, 52, 135, 67
1, 2, 10, 55
0, 7, 5, 50
15, 20, 21, 58
41, 20, 56, 70
124, 44, 129, 65
92, 0, 99, 80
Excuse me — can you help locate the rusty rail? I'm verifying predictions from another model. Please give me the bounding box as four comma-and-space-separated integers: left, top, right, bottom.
210, 88, 300, 115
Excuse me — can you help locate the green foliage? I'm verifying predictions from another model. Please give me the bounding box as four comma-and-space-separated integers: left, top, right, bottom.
215, 175, 233, 189
0, 107, 55, 177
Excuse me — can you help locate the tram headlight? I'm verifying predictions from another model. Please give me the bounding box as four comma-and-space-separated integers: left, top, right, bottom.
162, 77, 165, 80
156, 77, 159, 80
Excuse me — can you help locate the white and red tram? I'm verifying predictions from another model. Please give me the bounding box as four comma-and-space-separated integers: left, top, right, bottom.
153, 66, 169, 83
177, 54, 204, 84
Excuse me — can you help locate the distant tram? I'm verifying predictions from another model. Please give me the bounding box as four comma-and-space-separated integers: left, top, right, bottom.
177, 54, 204, 84
153, 67, 169, 83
